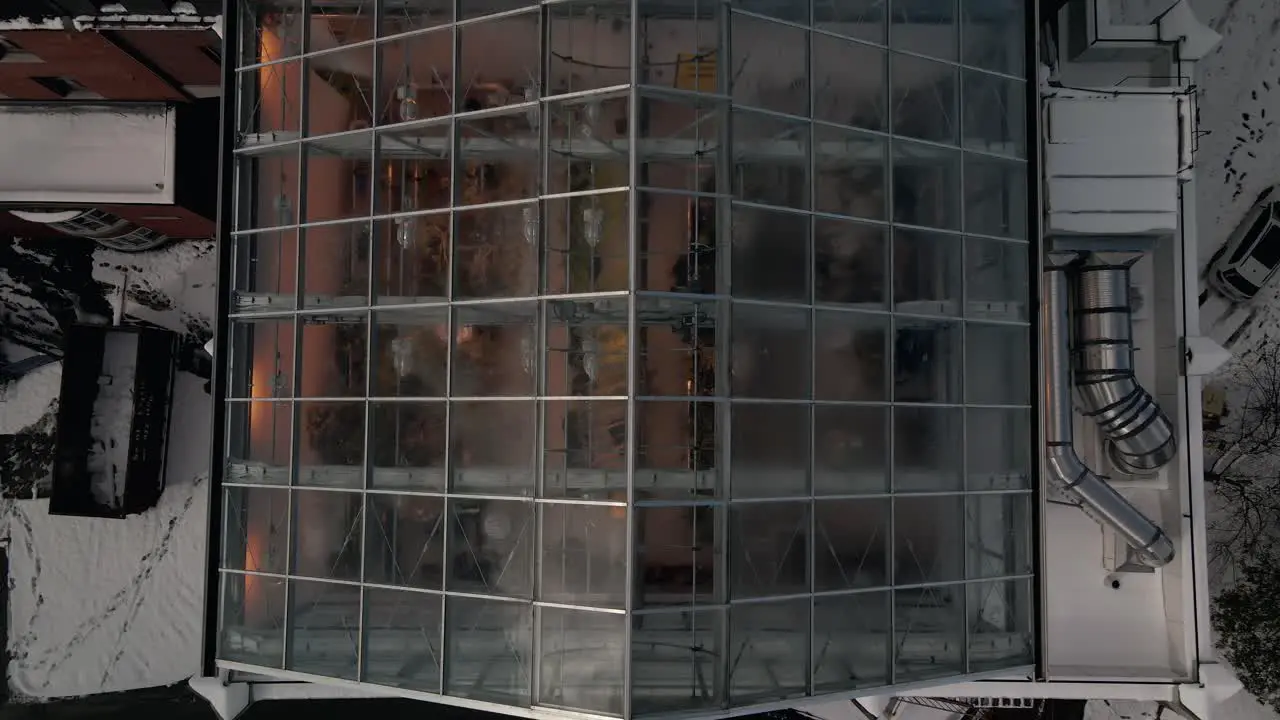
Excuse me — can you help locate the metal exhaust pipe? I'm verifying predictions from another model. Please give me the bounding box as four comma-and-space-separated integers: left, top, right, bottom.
1044, 263, 1175, 567
1073, 255, 1179, 475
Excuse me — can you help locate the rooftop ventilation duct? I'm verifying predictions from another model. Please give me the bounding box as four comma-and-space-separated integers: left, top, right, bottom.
1073, 254, 1178, 475
1043, 260, 1175, 568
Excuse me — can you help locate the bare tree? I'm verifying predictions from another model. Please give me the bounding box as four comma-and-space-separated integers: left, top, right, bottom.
1204, 339, 1280, 580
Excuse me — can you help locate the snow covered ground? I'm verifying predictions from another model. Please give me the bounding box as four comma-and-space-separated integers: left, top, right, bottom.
0, 239, 216, 698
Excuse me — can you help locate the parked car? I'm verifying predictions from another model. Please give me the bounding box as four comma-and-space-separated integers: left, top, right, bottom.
1207, 186, 1280, 302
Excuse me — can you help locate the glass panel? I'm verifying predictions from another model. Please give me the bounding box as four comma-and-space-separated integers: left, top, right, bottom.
364, 494, 445, 589
451, 400, 537, 494
303, 51, 376, 137
816, 498, 891, 590
223, 486, 289, 573
966, 494, 1033, 579
303, 133, 375, 224
893, 317, 961, 403
730, 304, 810, 399
963, 69, 1026, 157
378, 31, 453, 126
637, 193, 723, 294
548, 1, 631, 96
730, 502, 809, 597
286, 580, 360, 679
547, 93, 631, 194
453, 203, 540, 298
637, 91, 724, 193
813, 591, 890, 691
968, 579, 1035, 672
729, 599, 808, 703
812, 33, 886, 131
372, 212, 452, 302
964, 154, 1028, 240
370, 401, 447, 491
540, 503, 629, 607
730, 403, 810, 498
298, 401, 365, 485
538, 608, 627, 714
893, 141, 960, 230
301, 223, 370, 307
447, 498, 534, 598
292, 490, 363, 581
452, 302, 538, 396
297, 314, 367, 398
893, 495, 964, 584
814, 0, 885, 43
894, 229, 963, 316
363, 587, 443, 692
894, 406, 963, 491
634, 296, 723, 396
229, 319, 295, 399
815, 218, 888, 306
634, 400, 720, 500
891, 0, 958, 60
962, 0, 1025, 76
815, 309, 889, 402
965, 237, 1029, 321
814, 405, 889, 495
245, 61, 303, 133
233, 230, 296, 300
378, 2, 451, 39
546, 298, 629, 396
545, 192, 631, 295
239, 151, 302, 231
219, 573, 286, 667
732, 110, 809, 211
894, 583, 965, 681
543, 400, 628, 499
444, 595, 533, 705
456, 111, 539, 205
630, 609, 725, 714
226, 401, 292, 472
965, 323, 1030, 406
814, 124, 887, 220
457, 11, 540, 111
635, 504, 721, 606
966, 407, 1032, 490
730, 13, 808, 117
372, 307, 449, 397
730, 204, 809, 303
890, 53, 958, 145
459, 0, 536, 23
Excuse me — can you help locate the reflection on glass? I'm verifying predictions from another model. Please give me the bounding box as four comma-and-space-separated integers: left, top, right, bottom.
963, 69, 1025, 156
234, 230, 296, 299
287, 580, 360, 679
543, 400, 627, 499
301, 223, 370, 307
638, 91, 722, 193
893, 495, 964, 584
894, 406, 963, 491
445, 595, 533, 705
304, 135, 375, 224
220, 573, 286, 667
892, 317, 961, 404
967, 494, 1033, 579
731, 204, 809, 302
298, 401, 365, 486
891, 53, 957, 145
730, 404, 809, 498
298, 315, 367, 398
966, 408, 1032, 490
730, 13, 808, 117
372, 212, 451, 302
239, 152, 300, 231
548, 1, 631, 96
630, 609, 725, 714
815, 498, 891, 590
371, 401, 447, 491
964, 154, 1028, 240
538, 608, 626, 714
546, 192, 631, 295
730, 599, 809, 704
965, 323, 1030, 406
815, 309, 889, 401
816, 218, 888, 306
890, 0, 958, 60
731, 502, 808, 597
452, 302, 537, 396
813, 0, 885, 43
448, 499, 534, 597
893, 142, 961, 230
895, 584, 965, 681
292, 490, 363, 581
731, 304, 810, 399
634, 297, 722, 396
457, 12, 540, 110
814, 405, 889, 494
813, 591, 890, 691
229, 320, 295, 399
893, 229, 963, 315
965, 237, 1029, 321
636, 504, 719, 606
733, 110, 810, 211
546, 298, 628, 396
815, 124, 887, 220
454, 203, 539, 298
378, 0, 451, 37
968, 579, 1034, 672
813, 33, 886, 130
365, 495, 445, 588
224, 486, 289, 573
363, 587, 443, 692
962, 0, 1025, 77
378, 31, 453, 125
226, 401, 292, 471
638, 193, 722, 294
304, 48, 376, 136
541, 503, 628, 607
372, 307, 448, 396
634, 400, 720, 500
451, 401, 536, 494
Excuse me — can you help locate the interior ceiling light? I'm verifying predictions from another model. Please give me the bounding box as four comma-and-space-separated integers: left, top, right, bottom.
522, 206, 539, 245
582, 205, 604, 248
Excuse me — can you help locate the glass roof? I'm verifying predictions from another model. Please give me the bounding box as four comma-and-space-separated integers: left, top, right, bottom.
217, 0, 1034, 716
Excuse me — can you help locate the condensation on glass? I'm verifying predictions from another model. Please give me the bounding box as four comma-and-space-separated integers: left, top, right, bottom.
219, 0, 1034, 716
